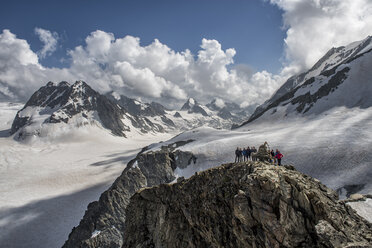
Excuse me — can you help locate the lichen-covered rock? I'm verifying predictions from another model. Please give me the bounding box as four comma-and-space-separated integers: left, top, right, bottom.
123, 162, 372, 248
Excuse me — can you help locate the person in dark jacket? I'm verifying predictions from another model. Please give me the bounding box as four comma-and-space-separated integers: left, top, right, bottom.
235, 147, 240, 163
246, 146, 251, 161
275, 149, 283, 166
270, 149, 275, 164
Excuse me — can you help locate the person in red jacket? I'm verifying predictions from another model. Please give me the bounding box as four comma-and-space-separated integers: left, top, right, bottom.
275, 149, 283, 166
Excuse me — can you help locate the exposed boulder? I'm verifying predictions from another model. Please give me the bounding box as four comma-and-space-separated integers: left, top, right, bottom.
123, 162, 372, 248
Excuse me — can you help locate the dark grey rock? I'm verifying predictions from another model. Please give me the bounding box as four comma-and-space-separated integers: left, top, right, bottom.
217, 107, 233, 119
123, 162, 372, 248
173, 112, 182, 118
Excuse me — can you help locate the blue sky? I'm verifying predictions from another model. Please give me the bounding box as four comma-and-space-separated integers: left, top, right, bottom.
1, 0, 371, 107
0, 0, 285, 73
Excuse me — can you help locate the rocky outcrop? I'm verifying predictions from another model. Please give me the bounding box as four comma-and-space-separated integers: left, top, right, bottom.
123, 162, 372, 248
62, 141, 196, 248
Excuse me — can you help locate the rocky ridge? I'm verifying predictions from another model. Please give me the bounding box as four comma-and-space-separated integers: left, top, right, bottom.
62, 141, 196, 248
124, 162, 372, 248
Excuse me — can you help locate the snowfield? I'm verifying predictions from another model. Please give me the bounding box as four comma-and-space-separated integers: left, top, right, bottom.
150, 106, 372, 196
347, 198, 372, 223
1, 102, 372, 248
0, 103, 174, 248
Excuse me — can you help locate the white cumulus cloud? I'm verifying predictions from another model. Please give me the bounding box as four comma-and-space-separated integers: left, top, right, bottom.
0, 29, 280, 107
2, 0, 371, 110
34, 27, 59, 59
270, 0, 372, 76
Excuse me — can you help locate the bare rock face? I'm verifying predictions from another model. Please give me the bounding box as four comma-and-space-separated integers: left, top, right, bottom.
62, 143, 196, 248
123, 162, 372, 248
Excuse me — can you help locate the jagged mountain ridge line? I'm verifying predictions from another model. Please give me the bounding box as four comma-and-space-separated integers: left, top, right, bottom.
10, 80, 252, 140
11, 80, 131, 137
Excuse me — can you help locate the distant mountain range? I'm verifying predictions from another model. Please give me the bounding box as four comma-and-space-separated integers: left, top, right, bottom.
10, 81, 252, 140
10, 36, 372, 139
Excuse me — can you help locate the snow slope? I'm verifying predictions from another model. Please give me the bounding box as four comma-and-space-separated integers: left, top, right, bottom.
148, 106, 372, 196
248, 36, 372, 123
347, 199, 372, 223
1, 104, 371, 248
0, 103, 173, 248
2, 36, 371, 247
0, 102, 23, 136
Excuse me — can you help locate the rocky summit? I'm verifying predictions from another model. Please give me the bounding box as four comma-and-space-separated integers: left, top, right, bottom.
123, 162, 372, 248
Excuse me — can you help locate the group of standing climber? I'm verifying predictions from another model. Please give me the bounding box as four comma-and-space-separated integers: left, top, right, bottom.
234, 142, 284, 166
234, 146, 256, 163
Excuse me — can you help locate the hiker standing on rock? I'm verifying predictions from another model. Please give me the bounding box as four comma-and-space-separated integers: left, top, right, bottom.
242, 148, 247, 162
235, 147, 240, 163
275, 149, 283, 166
247, 146, 251, 161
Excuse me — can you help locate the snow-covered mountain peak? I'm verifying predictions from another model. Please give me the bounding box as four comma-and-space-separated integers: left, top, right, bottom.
71, 80, 88, 94
58, 81, 70, 87
9, 79, 257, 141
10, 81, 131, 139
207, 98, 226, 111
180, 97, 197, 111
180, 98, 208, 116
305, 35, 372, 83
245, 35, 372, 125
